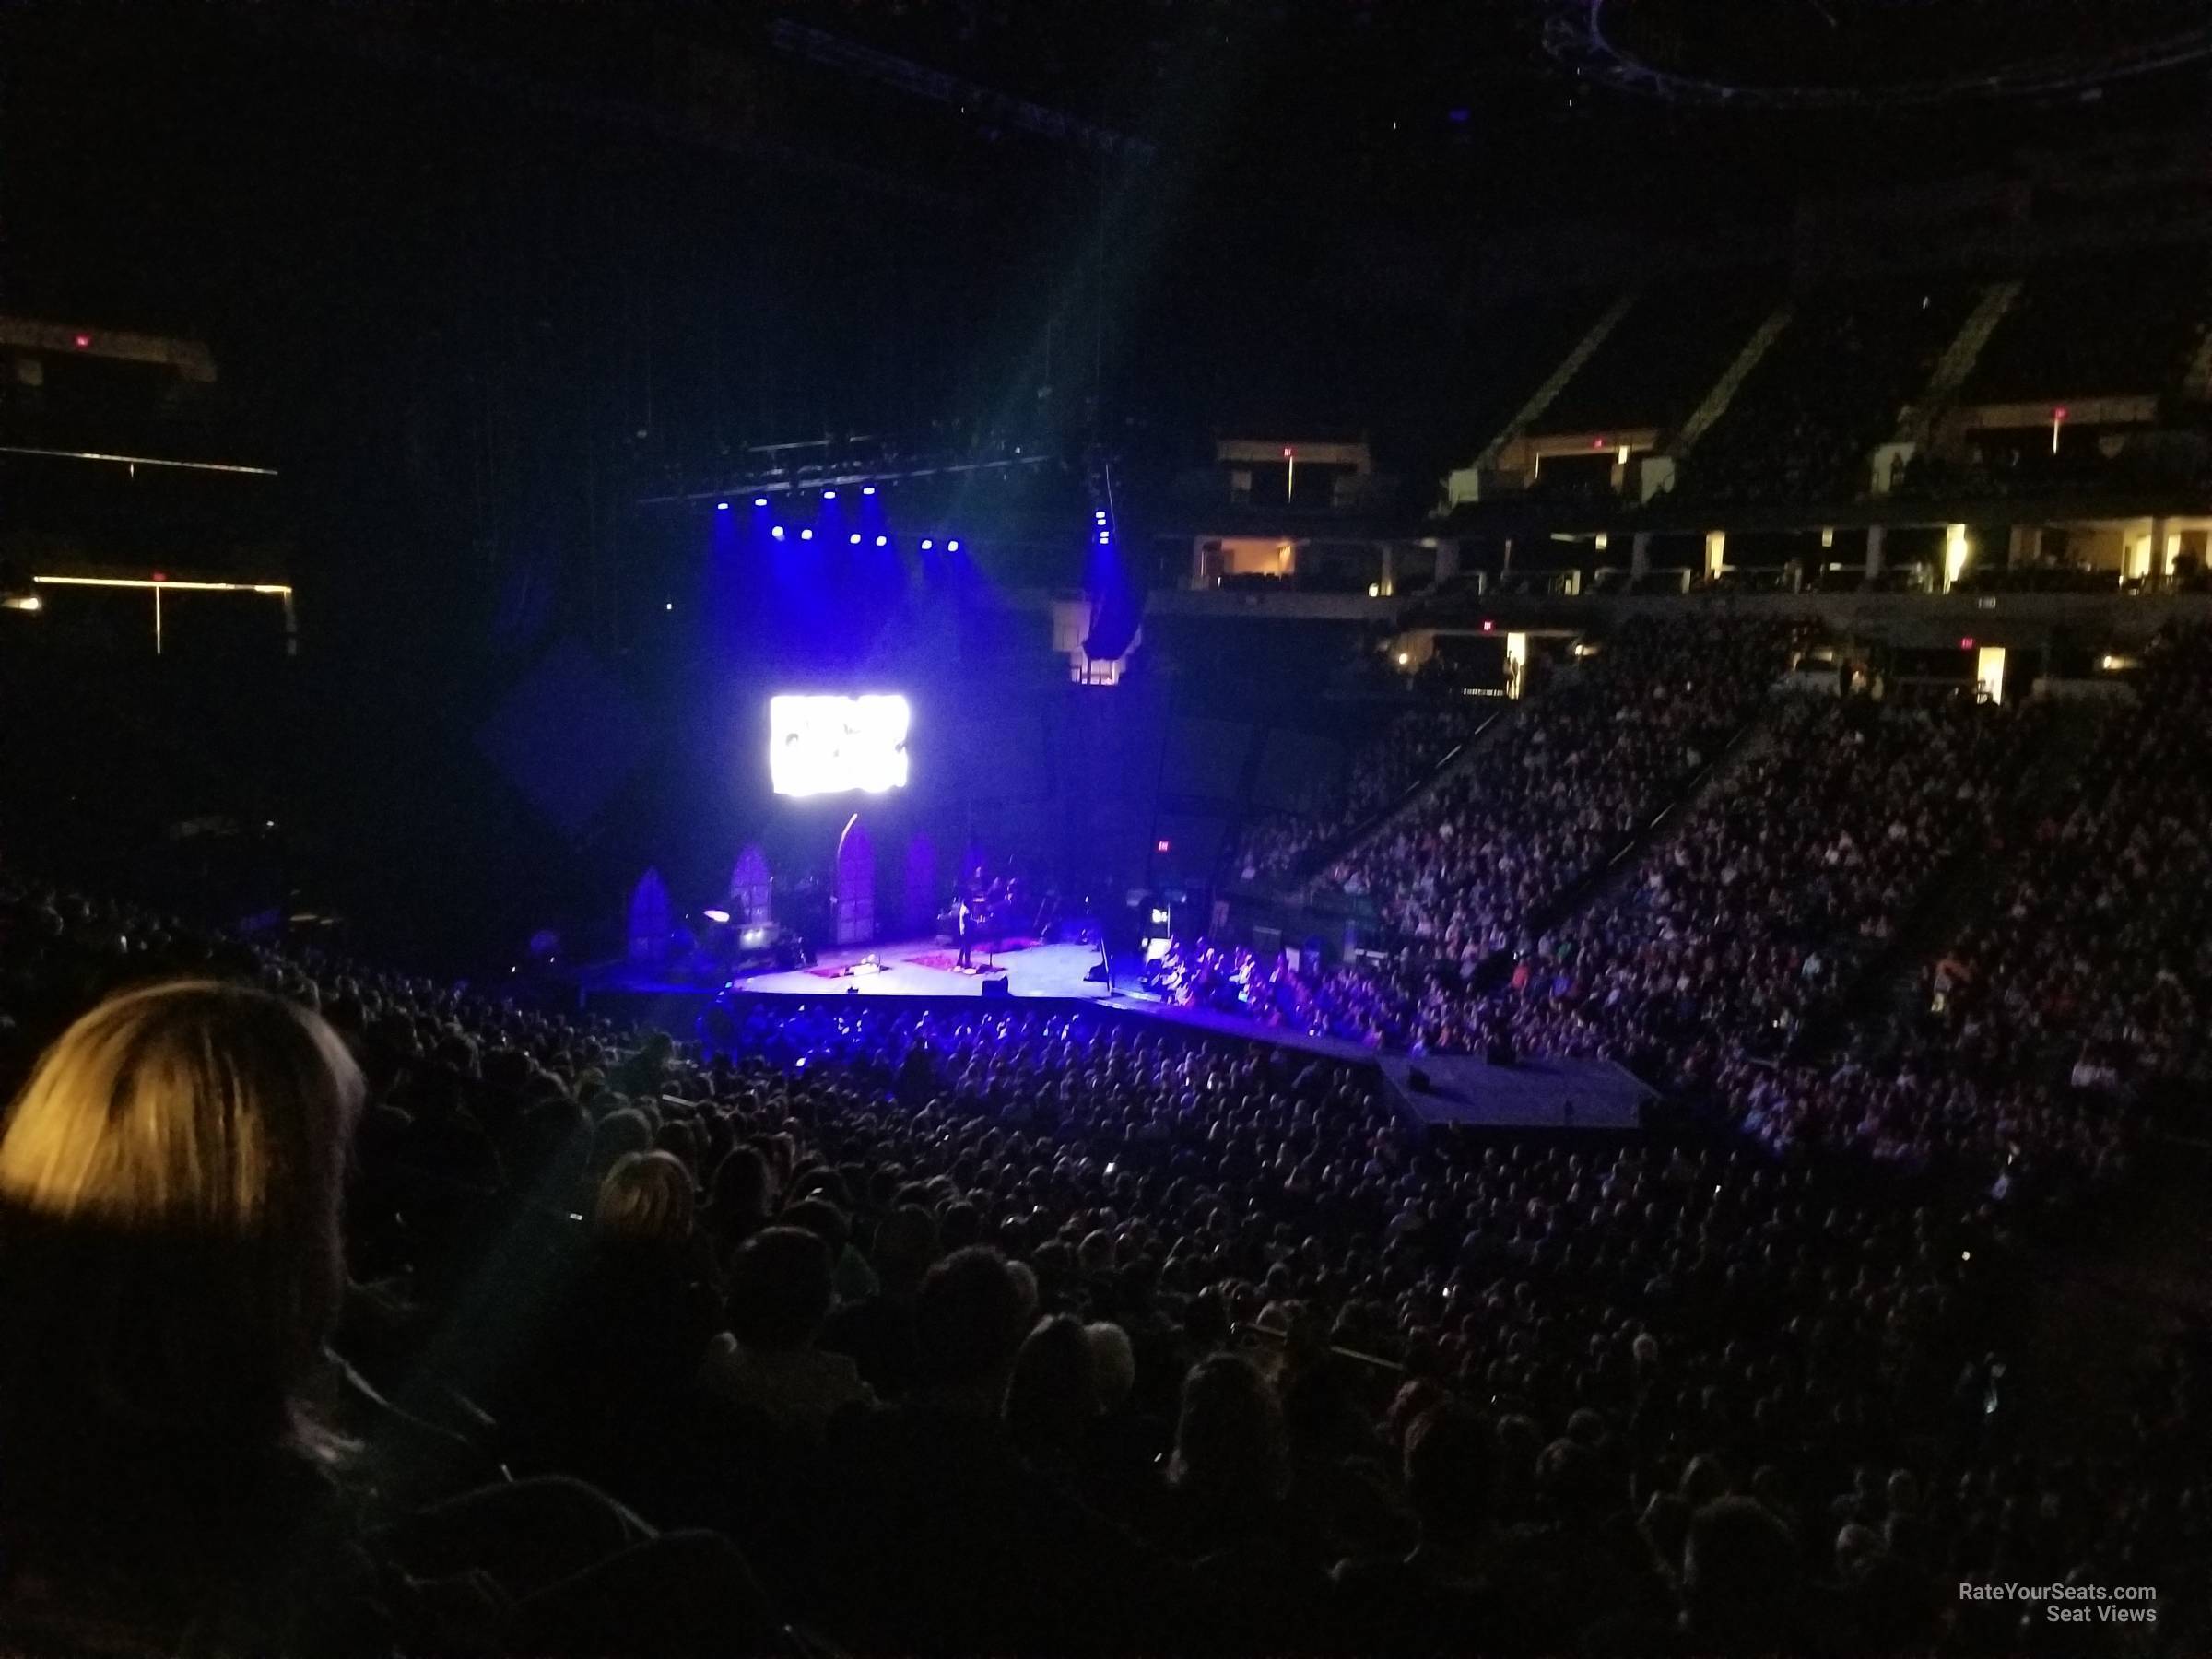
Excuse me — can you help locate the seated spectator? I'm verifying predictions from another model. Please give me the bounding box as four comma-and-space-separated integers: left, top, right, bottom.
700, 1224, 872, 1435
703, 1144, 775, 1271
0, 980, 776, 1658
1331, 1400, 1534, 1655
1680, 1496, 1816, 1657
0, 980, 377, 1652
828, 1247, 1169, 1655
500, 1152, 722, 1510
1006, 1312, 1102, 1469
1163, 1352, 1335, 1654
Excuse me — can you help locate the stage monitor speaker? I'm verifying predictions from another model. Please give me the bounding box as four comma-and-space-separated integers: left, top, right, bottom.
980, 977, 1012, 1000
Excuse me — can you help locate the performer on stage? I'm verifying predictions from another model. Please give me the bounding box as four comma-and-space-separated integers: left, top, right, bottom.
955, 894, 974, 970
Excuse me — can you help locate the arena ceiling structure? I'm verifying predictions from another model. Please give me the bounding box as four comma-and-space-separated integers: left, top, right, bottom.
1542, 0, 2212, 108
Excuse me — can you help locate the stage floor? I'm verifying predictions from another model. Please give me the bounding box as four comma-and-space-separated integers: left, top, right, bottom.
732, 937, 1118, 1000
713, 936, 1652, 1133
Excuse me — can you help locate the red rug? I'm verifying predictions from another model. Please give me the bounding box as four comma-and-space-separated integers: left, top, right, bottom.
903, 939, 1040, 972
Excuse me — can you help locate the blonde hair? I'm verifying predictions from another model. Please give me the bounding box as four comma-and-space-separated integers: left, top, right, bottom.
0, 979, 362, 1451
592, 1149, 696, 1247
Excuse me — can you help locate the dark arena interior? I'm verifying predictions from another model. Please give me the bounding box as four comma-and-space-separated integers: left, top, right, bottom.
4, 3, 2212, 1654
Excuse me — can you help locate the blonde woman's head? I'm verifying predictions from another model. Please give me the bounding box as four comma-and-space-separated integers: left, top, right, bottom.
0, 979, 362, 1454
592, 1148, 697, 1248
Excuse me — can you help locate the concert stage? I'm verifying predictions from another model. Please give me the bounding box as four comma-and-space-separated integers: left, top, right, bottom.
577, 941, 1652, 1134
731, 937, 1119, 1000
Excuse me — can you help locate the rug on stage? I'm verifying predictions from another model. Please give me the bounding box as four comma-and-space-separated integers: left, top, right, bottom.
904, 940, 1040, 973
805, 965, 853, 978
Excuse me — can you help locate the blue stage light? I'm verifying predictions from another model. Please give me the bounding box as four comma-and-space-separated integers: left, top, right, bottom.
822, 489, 837, 500
875, 535, 888, 547
1099, 530, 1112, 543
716, 501, 731, 512
920, 539, 933, 550
849, 533, 862, 545
1094, 511, 1108, 523
771, 526, 786, 540
947, 539, 960, 552
862, 486, 877, 496
753, 497, 768, 507
800, 528, 814, 541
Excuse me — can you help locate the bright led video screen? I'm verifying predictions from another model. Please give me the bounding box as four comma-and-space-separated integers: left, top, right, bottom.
770, 694, 912, 797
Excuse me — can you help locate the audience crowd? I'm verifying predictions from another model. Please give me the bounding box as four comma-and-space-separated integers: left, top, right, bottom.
1156, 619, 1796, 1043
1919, 626, 2212, 1100
2, 877, 2205, 1655
1326, 618, 1797, 963
1499, 691, 2039, 1065
1159, 623, 2212, 1215
5, 625, 2210, 1657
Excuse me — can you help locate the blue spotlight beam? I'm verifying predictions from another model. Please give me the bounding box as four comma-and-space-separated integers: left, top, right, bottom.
1083, 443, 1141, 662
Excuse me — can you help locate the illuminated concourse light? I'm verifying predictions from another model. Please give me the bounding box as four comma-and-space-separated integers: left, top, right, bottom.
0, 444, 278, 477
35, 574, 293, 594
73, 333, 90, 349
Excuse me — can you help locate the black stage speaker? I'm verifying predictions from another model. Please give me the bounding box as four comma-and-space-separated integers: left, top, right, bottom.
980, 977, 1012, 1000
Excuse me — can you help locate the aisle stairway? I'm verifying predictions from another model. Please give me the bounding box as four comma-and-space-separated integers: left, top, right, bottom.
1667, 302, 1794, 461
1530, 689, 1791, 935
1278, 700, 1519, 891
1890, 278, 2022, 447
1801, 698, 2103, 1063
1460, 291, 1641, 485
